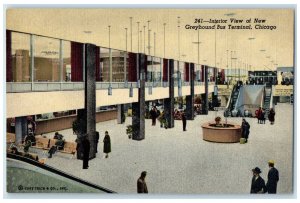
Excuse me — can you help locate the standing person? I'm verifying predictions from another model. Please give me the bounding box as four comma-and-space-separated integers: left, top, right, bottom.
266, 160, 279, 194
250, 167, 267, 194
137, 171, 148, 193
103, 131, 111, 158
82, 135, 90, 169
256, 107, 262, 124
95, 131, 100, 153
150, 107, 157, 126
241, 118, 250, 143
261, 108, 266, 124
182, 112, 187, 131
268, 108, 276, 125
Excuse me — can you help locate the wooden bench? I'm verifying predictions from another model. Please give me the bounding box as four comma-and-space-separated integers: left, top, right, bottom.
34, 136, 50, 149
7, 148, 39, 161
48, 139, 77, 158
7, 133, 16, 144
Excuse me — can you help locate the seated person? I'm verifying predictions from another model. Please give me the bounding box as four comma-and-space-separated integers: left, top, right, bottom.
10, 146, 21, 156
24, 133, 36, 146
48, 136, 65, 158
53, 132, 63, 140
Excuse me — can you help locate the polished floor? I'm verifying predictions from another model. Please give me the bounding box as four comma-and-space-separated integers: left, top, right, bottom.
37, 103, 293, 194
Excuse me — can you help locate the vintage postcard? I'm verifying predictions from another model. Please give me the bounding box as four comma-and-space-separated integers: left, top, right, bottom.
4, 5, 295, 196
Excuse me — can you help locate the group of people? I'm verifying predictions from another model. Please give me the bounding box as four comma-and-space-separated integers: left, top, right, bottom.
255, 107, 276, 125
255, 107, 266, 124
250, 160, 279, 194
82, 131, 111, 169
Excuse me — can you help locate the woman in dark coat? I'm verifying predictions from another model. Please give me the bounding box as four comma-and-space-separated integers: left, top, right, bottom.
241, 119, 250, 143
268, 108, 275, 125
103, 131, 111, 158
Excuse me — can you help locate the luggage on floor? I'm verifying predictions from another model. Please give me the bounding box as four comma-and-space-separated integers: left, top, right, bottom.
240, 138, 246, 144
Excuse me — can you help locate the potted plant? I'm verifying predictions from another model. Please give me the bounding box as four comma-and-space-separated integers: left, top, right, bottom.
126, 125, 133, 139
215, 116, 222, 126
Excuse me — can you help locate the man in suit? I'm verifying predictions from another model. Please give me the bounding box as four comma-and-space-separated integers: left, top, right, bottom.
250, 167, 267, 194
137, 171, 148, 193
266, 160, 279, 194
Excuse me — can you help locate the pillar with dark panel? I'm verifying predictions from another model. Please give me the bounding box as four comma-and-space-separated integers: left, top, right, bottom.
212, 67, 219, 108
132, 53, 146, 141
117, 104, 125, 124
186, 63, 195, 120
15, 117, 27, 144
163, 59, 175, 128
75, 43, 97, 160
201, 65, 209, 115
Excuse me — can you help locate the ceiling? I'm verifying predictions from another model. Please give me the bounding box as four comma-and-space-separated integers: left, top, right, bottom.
6, 8, 294, 70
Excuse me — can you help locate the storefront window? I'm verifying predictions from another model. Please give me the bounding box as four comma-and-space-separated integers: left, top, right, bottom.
62, 41, 71, 82
179, 61, 185, 81
100, 48, 110, 82
112, 49, 126, 82
34, 36, 60, 82
11, 32, 31, 82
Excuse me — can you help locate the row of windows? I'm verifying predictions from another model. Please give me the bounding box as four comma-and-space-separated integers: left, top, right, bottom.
7, 31, 215, 83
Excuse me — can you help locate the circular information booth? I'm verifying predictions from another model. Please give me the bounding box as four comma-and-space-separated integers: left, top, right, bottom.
201, 122, 242, 143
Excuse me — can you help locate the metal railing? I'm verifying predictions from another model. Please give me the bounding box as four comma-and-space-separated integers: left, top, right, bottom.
7, 80, 206, 93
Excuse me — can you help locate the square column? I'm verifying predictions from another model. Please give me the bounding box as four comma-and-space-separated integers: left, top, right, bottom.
117, 104, 125, 124
76, 43, 96, 160
132, 53, 146, 141
186, 63, 195, 120
15, 117, 27, 144
202, 65, 209, 114
163, 59, 174, 128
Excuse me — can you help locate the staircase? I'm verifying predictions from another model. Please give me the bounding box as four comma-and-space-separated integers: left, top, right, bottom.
230, 87, 240, 112
263, 87, 272, 119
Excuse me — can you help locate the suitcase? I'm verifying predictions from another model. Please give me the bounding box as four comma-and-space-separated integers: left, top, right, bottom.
240, 138, 246, 144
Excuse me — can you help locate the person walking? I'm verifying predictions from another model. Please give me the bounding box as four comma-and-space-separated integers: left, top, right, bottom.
266, 160, 279, 194
268, 108, 276, 125
182, 112, 187, 131
95, 131, 99, 153
150, 107, 157, 126
82, 135, 90, 169
256, 107, 262, 124
103, 131, 111, 158
241, 118, 250, 143
250, 167, 267, 194
137, 171, 148, 193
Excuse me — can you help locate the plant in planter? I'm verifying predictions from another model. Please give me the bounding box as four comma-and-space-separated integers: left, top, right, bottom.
126, 123, 139, 139
215, 116, 222, 126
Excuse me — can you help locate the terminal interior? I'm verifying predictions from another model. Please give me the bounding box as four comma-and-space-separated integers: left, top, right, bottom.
5, 8, 294, 194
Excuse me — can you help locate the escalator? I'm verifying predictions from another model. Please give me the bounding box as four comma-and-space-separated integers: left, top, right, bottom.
224, 84, 241, 117
6, 153, 115, 193
263, 86, 272, 120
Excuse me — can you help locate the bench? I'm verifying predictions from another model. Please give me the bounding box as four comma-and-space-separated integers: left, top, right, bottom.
7, 148, 39, 161
7, 133, 16, 144
34, 136, 50, 149
48, 139, 77, 158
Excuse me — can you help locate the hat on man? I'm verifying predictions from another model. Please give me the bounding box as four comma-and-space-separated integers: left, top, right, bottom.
252, 167, 262, 174
268, 160, 275, 164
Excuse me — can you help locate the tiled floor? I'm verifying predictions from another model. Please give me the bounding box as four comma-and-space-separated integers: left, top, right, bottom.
38, 103, 293, 194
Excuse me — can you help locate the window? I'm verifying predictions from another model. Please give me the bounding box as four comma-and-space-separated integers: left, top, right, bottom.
62, 41, 71, 82
34, 36, 60, 82
11, 32, 31, 82
100, 48, 110, 82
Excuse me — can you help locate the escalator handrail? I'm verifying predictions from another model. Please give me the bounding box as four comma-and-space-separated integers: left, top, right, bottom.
7, 153, 116, 193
